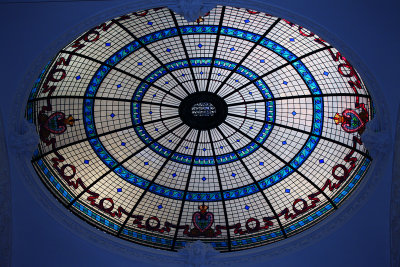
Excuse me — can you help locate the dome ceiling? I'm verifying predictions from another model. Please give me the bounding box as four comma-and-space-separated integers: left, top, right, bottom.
26, 5, 373, 252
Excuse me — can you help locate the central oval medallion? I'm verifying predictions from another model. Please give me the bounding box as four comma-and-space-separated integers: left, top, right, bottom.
179, 92, 228, 130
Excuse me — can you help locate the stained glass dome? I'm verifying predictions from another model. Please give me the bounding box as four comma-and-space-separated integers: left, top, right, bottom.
26, 5, 373, 252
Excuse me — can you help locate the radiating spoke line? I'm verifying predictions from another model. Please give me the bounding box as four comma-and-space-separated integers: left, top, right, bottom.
222, 121, 338, 209
226, 112, 370, 159
67, 122, 185, 208
205, 6, 226, 92
170, 10, 200, 93
60, 50, 184, 102
171, 130, 201, 250
213, 18, 281, 95
117, 127, 192, 237
216, 126, 288, 238
112, 19, 191, 97
226, 93, 371, 107
207, 129, 231, 250
32, 114, 181, 162
221, 46, 332, 100
28, 95, 180, 109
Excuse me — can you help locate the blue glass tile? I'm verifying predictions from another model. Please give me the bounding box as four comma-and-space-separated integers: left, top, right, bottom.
169, 140, 172, 143
230, 47, 235, 51
147, 21, 153, 25
249, 92, 252, 95
202, 177, 206, 181
165, 81, 169, 84
185, 146, 188, 149
319, 159, 324, 163
292, 111, 297, 116
149, 111, 153, 114
105, 42, 111, 46
84, 160, 89, 164
158, 204, 163, 209
153, 94, 156, 97
172, 173, 177, 177
203, 148, 207, 151
76, 75, 81, 80
254, 109, 258, 112
138, 62, 142, 66
282, 141, 287, 145
198, 43, 203, 48
249, 126, 253, 129
232, 173, 236, 177
283, 81, 288, 85
260, 59, 265, 63
220, 146, 224, 149
217, 73, 221, 76
290, 38, 295, 41
236, 139, 240, 142
117, 188, 122, 192
235, 79, 239, 82
110, 113, 115, 118
285, 188, 291, 193
324, 71, 329, 76
244, 19, 250, 23
245, 205, 250, 210
182, 74, 185, 77
117, 84, 121, 88
259, 162, 264, 166
200, 71, 203, 74
166, 48, 171, 52
121, 142, 126, 146
155, 128, 158, 131
144, 162, 149, 165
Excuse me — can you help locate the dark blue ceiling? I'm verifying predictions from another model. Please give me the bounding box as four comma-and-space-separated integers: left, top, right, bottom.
1, 0, 398, 266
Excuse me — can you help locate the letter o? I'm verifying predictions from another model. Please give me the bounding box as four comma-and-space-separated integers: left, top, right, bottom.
48, 68, 66, 82
332, 164, 349, 181
293, 199, 308, 214
60, 164, 76, 180
146, 216, 161, 231
245, 218, 260, 232
338, 63, 355, 78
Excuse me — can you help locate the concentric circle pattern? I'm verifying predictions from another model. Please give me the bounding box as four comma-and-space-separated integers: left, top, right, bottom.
26, 6, 373, 252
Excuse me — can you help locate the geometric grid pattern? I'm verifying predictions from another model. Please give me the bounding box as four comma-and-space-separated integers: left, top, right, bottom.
26, 6, 373, 252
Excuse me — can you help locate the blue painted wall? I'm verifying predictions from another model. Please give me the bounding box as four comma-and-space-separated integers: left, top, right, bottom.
1, 0, 398, 266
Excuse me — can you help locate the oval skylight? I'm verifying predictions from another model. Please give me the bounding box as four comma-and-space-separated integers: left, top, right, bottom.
26, 5, 373, 252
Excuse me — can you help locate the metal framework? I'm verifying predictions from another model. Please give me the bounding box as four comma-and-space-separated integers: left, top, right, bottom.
20, 3, 385, 258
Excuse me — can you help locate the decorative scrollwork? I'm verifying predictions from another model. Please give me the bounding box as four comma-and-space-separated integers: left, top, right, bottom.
168, 0, 215, 22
